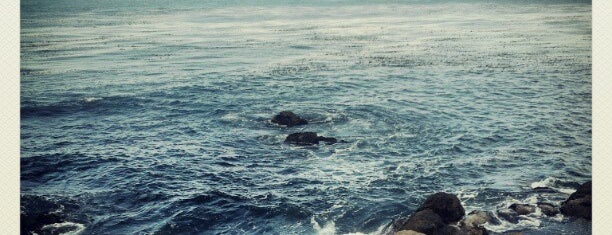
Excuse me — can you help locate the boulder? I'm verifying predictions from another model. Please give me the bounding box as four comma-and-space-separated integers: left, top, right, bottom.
416, 192, 465, 223
509, 204, 536, 215
271, 111, 308, 127
393, 193, 489, 235
284, 132, 337, 145
560, 181, 591, 220
398, 209, 445, 235
537, 202, 559, 217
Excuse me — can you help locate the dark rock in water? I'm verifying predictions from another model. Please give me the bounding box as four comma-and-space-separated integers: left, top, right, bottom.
398, 209, 445, 235
21, 195, 66, 235
393, 193, 489, 235
537, 202, 559, 216
417, 192, 465, 223
271, 111, 308, 127
284, 132, 337, 145
496, 209, 520, 224
317, 136, 338, 144
533, 187, 558, 193
509, 204, 536, 215
566, 181, 591, 201
560, 181, 592, 220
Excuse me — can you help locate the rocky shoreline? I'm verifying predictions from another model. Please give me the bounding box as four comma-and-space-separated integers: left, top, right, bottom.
389, 181, 591, 235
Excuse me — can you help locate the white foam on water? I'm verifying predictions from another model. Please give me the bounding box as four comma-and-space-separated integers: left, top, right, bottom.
530, 176, 558, 189
83, 97, 102, 102
530, 176, 576, 194
485, 216, 542, 234
220, 112, 241, 122
41, 222, 86, 235
312, 217, 336, 235
312, 216, 388, 235
484, 195, 548, 233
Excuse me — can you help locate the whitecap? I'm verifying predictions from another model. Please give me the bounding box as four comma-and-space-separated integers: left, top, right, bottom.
530, 176, 576, 194
83, 97, 102, 103
40, 222, 86, 235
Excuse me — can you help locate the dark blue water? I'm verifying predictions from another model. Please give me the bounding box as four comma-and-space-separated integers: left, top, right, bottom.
21, 1, 591, 234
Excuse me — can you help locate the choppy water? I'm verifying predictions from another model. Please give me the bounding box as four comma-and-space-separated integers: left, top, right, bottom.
21, 1, 591, 234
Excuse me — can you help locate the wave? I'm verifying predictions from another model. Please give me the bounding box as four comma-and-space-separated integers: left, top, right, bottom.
21, 96, 149, 118
21, 153, 122, 182
41, 222, 86, 235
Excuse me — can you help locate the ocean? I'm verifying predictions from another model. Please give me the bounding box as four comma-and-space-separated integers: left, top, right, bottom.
21, 0, 592, 234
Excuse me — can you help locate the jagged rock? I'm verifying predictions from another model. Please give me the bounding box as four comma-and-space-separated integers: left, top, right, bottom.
560, 181, 591, 220
537, 202, 559, 216
284, 132, 337, 145
398, 209, 446, 234
509, 204, 536, 215
416, 192, 465, 223
271, 111, 308, 127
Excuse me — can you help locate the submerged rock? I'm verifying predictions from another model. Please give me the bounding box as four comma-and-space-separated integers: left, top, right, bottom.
560, 181, 591, 220
271, 111, 308, 127
509, 204, 536, 215
537, 202, 559, 217
416, 192, 465, 223
284, 132, 337, 145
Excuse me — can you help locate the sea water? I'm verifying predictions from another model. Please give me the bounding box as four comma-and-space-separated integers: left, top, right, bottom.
21, 0, 591, 234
